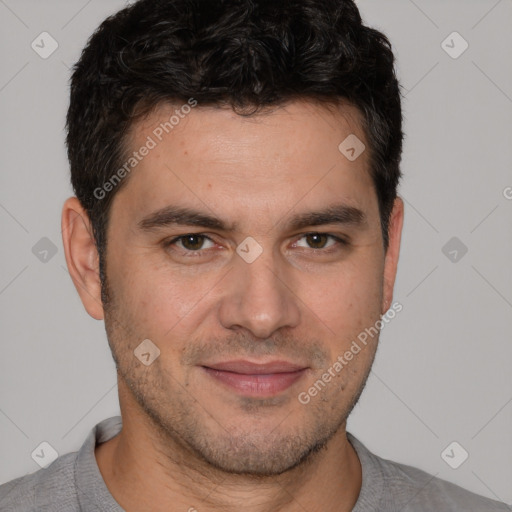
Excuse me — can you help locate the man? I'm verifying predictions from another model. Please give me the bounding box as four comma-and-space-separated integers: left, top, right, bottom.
0, 0, 509, 510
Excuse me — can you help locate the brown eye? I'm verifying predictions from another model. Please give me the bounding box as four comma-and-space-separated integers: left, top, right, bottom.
167, 234, 215, 252
293, 233, 347, 252
180, 234, 206, 250
305, 233, 329, 249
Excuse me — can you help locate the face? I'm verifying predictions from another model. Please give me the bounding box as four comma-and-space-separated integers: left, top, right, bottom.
81, 100, 402, 476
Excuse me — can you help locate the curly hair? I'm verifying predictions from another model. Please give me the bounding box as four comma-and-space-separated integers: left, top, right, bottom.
66, 0, 403, 290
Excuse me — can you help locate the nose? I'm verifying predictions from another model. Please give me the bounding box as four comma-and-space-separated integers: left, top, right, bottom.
218, 245, 301, 339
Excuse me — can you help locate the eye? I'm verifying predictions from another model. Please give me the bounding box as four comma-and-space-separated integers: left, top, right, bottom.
167, 234, 216, 252
294, 233, 346, 250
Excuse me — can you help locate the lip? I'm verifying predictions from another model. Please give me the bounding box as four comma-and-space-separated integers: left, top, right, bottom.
200, 359, 309, 397
203, 359, 307, 374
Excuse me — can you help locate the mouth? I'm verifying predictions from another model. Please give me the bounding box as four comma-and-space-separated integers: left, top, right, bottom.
200, 359, 309, 397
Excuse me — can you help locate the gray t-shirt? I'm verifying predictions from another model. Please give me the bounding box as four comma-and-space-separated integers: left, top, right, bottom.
0, 416, 509, 511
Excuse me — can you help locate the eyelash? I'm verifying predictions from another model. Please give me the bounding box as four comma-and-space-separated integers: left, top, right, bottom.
164, 232, 348, 256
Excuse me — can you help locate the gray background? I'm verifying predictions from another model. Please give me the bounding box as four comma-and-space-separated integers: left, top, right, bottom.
1, 0, 511, 504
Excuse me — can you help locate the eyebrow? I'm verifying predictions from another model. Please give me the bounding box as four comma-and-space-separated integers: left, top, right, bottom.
137, 203, 367, 233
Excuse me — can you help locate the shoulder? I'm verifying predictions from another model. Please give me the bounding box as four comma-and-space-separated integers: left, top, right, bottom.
0, 452, 80, 512
381, 457, 510, 511
348, 433, 511, 511
0, 416, 122, 512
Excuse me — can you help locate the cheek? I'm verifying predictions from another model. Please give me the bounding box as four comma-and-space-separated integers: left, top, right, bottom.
136, 284, 189, 338
106, 255, 182, 338
300, 255, 383, 329
122, 265, 220, 348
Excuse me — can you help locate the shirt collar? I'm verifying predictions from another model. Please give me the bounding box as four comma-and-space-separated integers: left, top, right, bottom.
74, 416, 124, 512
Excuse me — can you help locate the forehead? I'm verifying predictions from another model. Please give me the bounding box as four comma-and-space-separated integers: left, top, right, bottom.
113, 99, 378, 228
127, 98, 368, 168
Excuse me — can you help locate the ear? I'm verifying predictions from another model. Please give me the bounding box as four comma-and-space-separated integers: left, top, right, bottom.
61, 197, 104, 320
381, 196, 404, 315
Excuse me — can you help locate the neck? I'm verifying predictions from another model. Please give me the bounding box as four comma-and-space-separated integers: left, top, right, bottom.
95, 383, 362, 512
